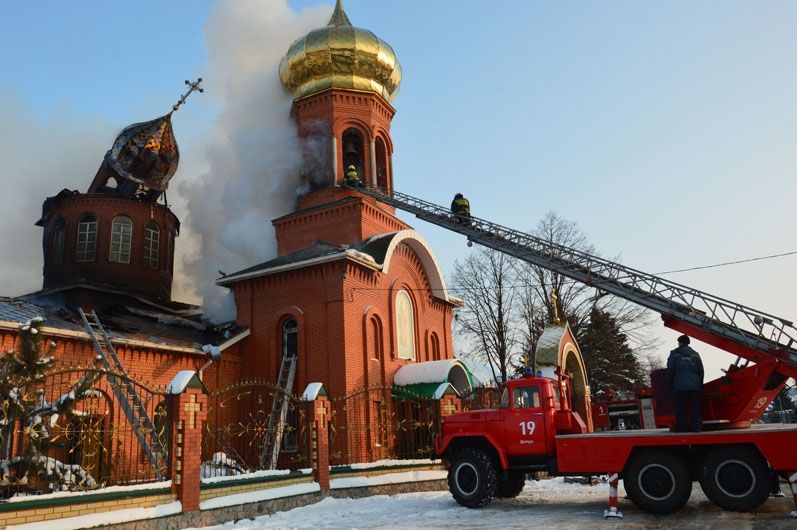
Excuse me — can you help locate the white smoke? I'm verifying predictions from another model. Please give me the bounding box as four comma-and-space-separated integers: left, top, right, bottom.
0, 88, 116, 296
177, 0, 331, 322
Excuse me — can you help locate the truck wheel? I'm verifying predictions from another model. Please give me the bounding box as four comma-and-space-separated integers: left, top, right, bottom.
495, 472, 525, 498
699, 447, 770, 512
624, 451, 692, 514
448, 448, 498, 508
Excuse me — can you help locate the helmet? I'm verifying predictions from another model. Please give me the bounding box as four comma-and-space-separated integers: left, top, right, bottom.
347, 165, 356, 171
455, 193, 463, 199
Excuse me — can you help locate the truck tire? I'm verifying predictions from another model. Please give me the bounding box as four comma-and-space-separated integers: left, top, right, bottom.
699, 447, 770, 512
448, 448, 498, 508
495, 472, 526, 498
624, 451, 692, 514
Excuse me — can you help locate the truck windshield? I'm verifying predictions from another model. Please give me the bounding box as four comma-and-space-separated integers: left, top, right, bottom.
500, 388, 509, 408
513, 386, 541, 409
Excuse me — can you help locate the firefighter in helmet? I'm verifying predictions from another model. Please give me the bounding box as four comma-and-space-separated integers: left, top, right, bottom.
450, 193, 470, 224
344, 165, 361, 187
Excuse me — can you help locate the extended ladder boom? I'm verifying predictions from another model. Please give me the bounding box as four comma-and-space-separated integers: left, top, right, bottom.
350, 185, 797, 378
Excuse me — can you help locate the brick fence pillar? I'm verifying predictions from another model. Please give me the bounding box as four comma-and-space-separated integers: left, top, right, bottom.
167, 372, 208, 513
303, 383, 330, 491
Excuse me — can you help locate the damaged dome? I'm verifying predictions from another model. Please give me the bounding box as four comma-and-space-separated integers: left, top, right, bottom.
104, 113, 179, 192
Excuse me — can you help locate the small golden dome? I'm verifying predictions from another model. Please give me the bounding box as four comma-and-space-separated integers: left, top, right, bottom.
279, 0, 402, 104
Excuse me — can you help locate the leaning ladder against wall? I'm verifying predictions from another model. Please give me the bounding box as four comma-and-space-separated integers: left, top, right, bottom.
260, 322, 299, 470
78, 308, 168, 480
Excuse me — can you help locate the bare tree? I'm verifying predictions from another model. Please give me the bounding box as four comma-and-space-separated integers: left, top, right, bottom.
516, 211, 659, 356
451, 247, 520, 385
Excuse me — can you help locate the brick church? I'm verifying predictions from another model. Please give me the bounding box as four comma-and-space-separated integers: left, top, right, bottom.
218, 0, 468, 399
0, 0, 475, 470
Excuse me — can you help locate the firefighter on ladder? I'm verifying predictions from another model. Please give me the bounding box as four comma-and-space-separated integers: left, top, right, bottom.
344, 165, 361, 187
450, 193, 470, 225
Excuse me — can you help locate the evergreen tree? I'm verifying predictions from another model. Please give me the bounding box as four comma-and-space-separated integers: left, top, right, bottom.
0, 317, 99, 495
579, 307, 643, 392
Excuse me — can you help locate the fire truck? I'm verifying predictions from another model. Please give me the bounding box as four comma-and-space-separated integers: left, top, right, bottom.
348, 184, 797, 518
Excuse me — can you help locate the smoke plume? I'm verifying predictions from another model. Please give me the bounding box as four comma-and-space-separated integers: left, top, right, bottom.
0, 88, 116, 296
177, 0, 330, 322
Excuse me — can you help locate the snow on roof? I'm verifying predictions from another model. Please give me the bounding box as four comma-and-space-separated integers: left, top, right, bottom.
302, 382, 325, 401
167, 370, 198, 394
537, 325, 566, 351
433, 383, 454, 399
393, 359, 464, 386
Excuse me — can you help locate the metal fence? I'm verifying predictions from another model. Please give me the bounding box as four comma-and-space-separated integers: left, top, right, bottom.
327, 386, 441, 465
0, 367, 169, 499
202, 380, 310, 476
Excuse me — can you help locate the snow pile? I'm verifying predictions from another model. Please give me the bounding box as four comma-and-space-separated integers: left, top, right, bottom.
167, 370, 198, 394
9, 500, 182, 530
341, 459, 442, 470
199, 481, 320, 510
3, 480, 171, 502
301, 382, 324, 401
192, 478, 622, 529
330, 470, 447, 489
200, 452, 247, 479
202, 462, 313, 484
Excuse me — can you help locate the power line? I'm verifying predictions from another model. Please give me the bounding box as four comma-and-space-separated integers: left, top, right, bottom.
656, 251, 797, 275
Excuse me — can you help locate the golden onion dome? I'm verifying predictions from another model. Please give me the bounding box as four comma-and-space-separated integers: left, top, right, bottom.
279, 0, 402, 104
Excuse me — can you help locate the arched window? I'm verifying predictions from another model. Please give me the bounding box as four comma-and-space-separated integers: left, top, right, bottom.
50, 217, 66, 266
143, 222, 160, 269
342, 128, 365, 183
371, 316, 383, 361
283, 319, 298, 359
395, 290, 416, 360
75, 214, 98, 262
375, 137, 389, 189
109, 215, 133, 264
429, 332, 440, 361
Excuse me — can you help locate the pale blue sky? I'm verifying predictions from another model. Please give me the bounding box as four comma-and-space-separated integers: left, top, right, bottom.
1, 1, 795, 378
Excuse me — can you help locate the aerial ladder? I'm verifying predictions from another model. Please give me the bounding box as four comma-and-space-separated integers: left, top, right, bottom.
78, 309, 169, 480
348, 185, 797, 426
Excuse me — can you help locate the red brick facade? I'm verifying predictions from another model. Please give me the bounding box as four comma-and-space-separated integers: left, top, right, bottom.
223, 78, 459, 463
38, 192, 180, 303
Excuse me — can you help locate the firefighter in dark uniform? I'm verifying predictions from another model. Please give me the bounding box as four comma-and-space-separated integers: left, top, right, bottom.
667, 334, 704, 432
344, 165, 361, 187
451, 193, 470, 224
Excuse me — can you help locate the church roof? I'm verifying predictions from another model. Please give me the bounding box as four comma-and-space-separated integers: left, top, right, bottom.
0, 296, 244, 355
217, 231, 463, 306
217, 242, 356, 285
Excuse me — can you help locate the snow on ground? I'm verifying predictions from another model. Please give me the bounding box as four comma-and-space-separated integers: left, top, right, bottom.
192, 477, 797, 529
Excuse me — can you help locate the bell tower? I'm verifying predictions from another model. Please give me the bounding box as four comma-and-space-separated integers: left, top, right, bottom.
273, 0, 406, 256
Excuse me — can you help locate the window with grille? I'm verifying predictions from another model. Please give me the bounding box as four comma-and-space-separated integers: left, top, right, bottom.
109, 216, 133, 264
75, 214, 98, 262
143, 222, 160, 268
